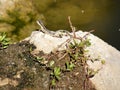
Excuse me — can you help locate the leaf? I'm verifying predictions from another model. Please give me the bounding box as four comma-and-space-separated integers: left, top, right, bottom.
0, 32, 11, 49
53, 67, 61, 80
65, 62, 75, 71
51, 79, 56, 86
49, 60, 55, 67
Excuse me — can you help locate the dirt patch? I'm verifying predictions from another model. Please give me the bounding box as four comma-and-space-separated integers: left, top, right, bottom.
0, 41, 96, 90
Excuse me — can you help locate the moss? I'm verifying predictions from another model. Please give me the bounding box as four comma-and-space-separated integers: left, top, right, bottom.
0, 0, 44, 41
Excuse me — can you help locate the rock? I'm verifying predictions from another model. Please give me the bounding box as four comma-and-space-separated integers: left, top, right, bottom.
86, 33, 120, 90
28, 30, 120, 90
0, 39, 95, 90
28, 31, 70, 53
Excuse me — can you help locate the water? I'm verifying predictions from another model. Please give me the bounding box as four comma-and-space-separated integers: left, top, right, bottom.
33, 0, 120, 50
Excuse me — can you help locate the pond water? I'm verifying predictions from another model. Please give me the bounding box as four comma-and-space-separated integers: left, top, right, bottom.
33, 0, 120, 50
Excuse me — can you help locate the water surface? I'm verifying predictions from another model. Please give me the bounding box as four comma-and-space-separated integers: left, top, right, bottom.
33, 0, 120, 50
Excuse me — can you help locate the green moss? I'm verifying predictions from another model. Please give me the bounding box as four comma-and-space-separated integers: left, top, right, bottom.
0, 0, 44, 41
0, 32, 11, 49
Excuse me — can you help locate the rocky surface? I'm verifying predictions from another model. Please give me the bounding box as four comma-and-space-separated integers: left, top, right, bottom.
0, 30, 120, 90
28, 30, 120, 90
87, 34, 120, 90
0, 33, 95, 90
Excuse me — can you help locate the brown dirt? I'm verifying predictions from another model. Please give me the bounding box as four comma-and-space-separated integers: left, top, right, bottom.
0, 41, 96, 90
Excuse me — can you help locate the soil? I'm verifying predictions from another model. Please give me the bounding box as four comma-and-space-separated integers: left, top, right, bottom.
0, 41, 96, 90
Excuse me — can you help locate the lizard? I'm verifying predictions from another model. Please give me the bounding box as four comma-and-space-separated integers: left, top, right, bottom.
36, 20, 71, 38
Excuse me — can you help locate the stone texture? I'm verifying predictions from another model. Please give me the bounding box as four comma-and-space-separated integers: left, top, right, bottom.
28, 30, 120, 90
86, 33, 120, 90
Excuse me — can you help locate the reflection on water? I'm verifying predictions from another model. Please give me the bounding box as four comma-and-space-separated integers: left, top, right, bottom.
33, 0, 120, 50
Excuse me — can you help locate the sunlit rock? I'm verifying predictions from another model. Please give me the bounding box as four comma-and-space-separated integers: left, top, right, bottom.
28, 30, 120, 90
28, 31, 70, 53
86, 34, 120, 90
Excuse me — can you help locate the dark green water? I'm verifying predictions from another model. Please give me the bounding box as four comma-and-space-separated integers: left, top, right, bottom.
33, 0, 120, 50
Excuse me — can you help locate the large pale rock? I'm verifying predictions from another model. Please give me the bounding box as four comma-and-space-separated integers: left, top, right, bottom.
86, 34, 120, 90
28, 31, 120, 90
28, 31, 70, 53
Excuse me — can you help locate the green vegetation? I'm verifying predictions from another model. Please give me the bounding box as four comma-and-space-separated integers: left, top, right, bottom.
0, 32, 11, 49
0, 18, 102, 88
50, 67, 61, 86
51, 67, 61, 80
35, 56, 47, 65
0, 0, 44, 41
68, 39, 91, 61
86, 68, 99, 78
65, 61, 75, 71
46, 36, 93, 86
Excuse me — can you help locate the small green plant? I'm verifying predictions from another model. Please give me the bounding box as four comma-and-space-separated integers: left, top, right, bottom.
65, 61, 75, 71
51, 79, 56, 86
35, 56, 48, 65
29, 46, 33, 52
50, 67, 61, 86
79, 39, 91, 48
51, 67, 61, 80
69, 39, 91, 49
36, 56, 44, 61
86, 68, 99, 78
0, 32, 11, 49
67, 38, 91, 63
